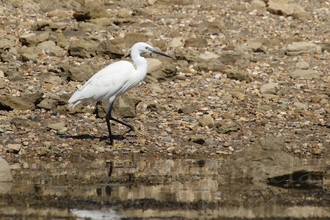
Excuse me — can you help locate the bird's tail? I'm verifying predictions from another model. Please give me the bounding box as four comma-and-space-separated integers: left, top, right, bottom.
67, 102, 76, 108
68, 92, 82, 108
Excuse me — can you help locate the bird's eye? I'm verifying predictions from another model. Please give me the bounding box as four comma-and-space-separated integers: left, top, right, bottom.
145, 46, 149, 50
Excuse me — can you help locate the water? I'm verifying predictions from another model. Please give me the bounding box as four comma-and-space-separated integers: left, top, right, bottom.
1, 158, 330, 219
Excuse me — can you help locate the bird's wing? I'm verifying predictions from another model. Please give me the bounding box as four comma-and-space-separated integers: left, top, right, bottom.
68, 61, 136, 107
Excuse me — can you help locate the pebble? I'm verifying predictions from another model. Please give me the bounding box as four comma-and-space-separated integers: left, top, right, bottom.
7, 144, 22, 153
47, 122, 66, 131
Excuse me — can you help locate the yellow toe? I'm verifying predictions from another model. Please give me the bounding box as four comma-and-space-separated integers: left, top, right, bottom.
112, 141, 127, 148
134, 128, 149, 137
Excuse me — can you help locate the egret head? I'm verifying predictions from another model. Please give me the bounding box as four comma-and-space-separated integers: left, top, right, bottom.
131, 42, 172, 59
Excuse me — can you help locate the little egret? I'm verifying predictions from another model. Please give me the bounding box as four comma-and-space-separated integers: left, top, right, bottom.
68, 42, 172, 145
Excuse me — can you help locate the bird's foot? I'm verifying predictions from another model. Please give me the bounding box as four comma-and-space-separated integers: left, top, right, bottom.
134, 128, 149, 137
111, 141, 129, 148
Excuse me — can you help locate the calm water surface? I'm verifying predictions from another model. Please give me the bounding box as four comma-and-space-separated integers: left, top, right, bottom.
0, 158, 329, 219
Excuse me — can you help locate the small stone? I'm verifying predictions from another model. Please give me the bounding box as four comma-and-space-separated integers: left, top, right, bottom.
147, 0, 156, 5
293, 102, 308, 110
178, 103, 197, 114
216, 150, 231, 155
140, 147, 148, 153
96, 146, 105, 153
189, 135, 205, 145
217, 122, 240, 134
50, 147, 62, 155
251, 0, 265, 8
294, 149, 301, 154
223, 142, 232, 147
225, 70, 252, 82
197, 114, 215, 128
117, 8, 132, 18
296, 61, 309, 70
7, 144, 22, 153
260, 82, 279, 94
56, 129, 67, 135
47, 122, 66, 131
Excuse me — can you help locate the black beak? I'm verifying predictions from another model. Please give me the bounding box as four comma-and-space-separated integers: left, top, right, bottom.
150, 48, 172, 59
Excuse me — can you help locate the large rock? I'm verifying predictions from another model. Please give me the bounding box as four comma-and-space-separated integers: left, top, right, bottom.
146, 58, 162, 73
197, 21, 224, 34
219, 136, 323, 187
47, 9, 71, 18
37, 40, 56, 51
57, 32, 69, 49
174, 49, 199, 62
195, 58, 226, 73
124, 33, 148, 44
267, 0, 310, 20
0, 157, 13, 182
68, 39, 98, 58
286, 42, 321, 56
148, 63, 177, 81
19, 33, 38, 46
0, 92, 43, 110
38, 0, 80, 12
31, 20, 52, 31
73, 3, 109, 21
0, 38, 15, 52
289, 70, 319, 79
37, 98, 59, 110
219, 50, 250, 68
184, 38, 207, 48
96, 40, 124, 59
11, 117, 38, 128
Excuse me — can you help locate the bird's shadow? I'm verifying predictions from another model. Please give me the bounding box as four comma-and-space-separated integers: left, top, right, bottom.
59, 134, 125, 143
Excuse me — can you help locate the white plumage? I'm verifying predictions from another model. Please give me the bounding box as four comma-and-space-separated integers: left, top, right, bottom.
68, 42, 171, 145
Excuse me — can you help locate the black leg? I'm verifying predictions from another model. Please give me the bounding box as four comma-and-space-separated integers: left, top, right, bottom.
105, 101, 135, 145
105, 102, 113, 145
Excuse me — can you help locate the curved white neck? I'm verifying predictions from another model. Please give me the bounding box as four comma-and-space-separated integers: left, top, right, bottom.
131, 50, 148, 75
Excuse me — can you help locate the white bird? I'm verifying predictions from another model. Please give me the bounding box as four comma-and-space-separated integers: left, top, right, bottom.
68, 42, 172, 145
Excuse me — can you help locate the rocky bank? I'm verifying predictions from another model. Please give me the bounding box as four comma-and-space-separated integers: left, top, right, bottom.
0, 0, 329, 166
